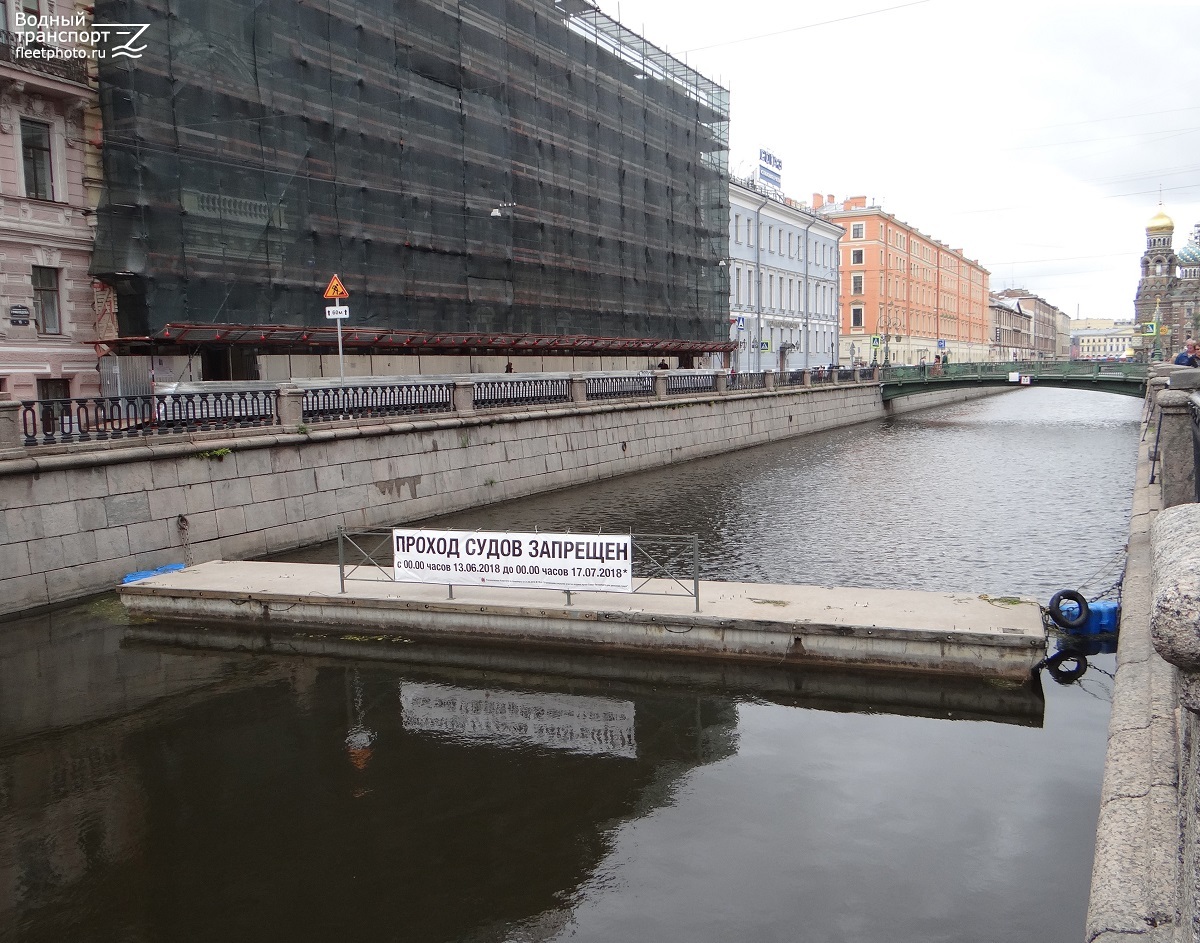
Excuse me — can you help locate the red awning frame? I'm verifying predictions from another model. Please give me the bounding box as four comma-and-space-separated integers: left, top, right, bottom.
111, 323, 738, 355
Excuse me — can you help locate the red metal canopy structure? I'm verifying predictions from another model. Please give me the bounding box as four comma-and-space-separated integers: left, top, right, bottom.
114, 323, 737, 356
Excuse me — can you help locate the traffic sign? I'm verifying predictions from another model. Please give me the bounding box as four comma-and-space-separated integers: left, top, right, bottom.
870, 335, 881, 348
1159, 325, 1170, 336
325, 305, 350, 320
736, 316, 745, 330
1143, 323, 1157, 336
323, 274, 349, 300
937, 338, 946, 349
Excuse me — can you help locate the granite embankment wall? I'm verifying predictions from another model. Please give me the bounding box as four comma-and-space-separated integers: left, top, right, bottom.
0, 384, 877, 617
1087, 366, 1200, 943
0, 380, 1015, 619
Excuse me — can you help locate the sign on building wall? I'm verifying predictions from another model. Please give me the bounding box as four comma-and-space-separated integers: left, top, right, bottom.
758, 148, 782, 190
393, 529, 633, 593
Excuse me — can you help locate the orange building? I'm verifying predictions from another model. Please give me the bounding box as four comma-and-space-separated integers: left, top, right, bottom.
814, 196, 990, 365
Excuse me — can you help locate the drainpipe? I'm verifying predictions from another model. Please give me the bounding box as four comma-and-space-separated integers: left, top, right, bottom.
801, 216, 815, 370
753, 193, 769, 372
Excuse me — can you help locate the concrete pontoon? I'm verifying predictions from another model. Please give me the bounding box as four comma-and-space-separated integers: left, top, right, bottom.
117, 560, 1047, 679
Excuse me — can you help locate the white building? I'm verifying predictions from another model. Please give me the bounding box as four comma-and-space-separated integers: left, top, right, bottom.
1073, 325, 1138, 361
727, 178, 843, 372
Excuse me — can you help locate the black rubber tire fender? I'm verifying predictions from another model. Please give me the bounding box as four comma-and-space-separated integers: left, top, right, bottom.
1048, 590, 1090, 629
1044, 649, 1088, 684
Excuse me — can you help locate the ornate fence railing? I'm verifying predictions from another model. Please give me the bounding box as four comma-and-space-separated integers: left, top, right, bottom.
585, 375, 655, 400
473, 378, 571, 409
0, 29, 89, 84
304, 383, 453, 422
728, 371, 766, 391
19, 391, 279, 447
10, 367, 890, 450
666, 373, 717, 396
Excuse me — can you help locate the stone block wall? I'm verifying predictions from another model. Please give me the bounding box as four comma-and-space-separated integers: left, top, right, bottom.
0, 384, 885, 617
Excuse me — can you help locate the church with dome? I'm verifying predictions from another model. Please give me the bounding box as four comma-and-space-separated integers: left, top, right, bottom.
1135, 207, 1200, 355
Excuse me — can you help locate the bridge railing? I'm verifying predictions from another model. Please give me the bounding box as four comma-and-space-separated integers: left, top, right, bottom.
880, 360, 1148, 383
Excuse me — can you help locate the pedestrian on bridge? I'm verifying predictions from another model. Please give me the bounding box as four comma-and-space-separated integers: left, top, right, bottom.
1173, 342, 1198, 367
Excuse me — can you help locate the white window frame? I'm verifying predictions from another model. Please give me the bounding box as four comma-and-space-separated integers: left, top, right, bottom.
16, 113, 67, 203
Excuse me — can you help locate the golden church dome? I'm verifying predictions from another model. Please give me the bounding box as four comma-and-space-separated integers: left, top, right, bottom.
1148, 208, 1174, 232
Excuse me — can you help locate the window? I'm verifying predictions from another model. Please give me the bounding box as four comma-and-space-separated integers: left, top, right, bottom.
787, 232, 792, 257
32, 266, 61, 334
21, 119, 53, 201
767, 226, 773, 252
734, 214, 741, 243
748, 221, 754, 247
851, 306, 864, 328
851, 248, 863, 265
735, 267, 741, 305
851, 273, 864, 295
851, 222, 864, 240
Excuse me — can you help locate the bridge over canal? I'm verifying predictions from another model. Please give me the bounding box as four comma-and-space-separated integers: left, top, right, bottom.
881, 360, 1147, 400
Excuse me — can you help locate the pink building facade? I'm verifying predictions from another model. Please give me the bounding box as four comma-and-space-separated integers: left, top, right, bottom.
0, 1, 100, 405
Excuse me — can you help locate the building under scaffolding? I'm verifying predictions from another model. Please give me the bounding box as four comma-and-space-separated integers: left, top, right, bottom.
91, 0, 731, 376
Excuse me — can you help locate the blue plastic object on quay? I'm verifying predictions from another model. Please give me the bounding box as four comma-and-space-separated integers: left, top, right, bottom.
122, 563, 186, 584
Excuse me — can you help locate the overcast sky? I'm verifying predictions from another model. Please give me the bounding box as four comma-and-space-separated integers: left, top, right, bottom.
592, 0, 1200, 321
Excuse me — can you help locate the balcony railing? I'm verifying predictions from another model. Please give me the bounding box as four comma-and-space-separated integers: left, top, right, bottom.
0, 29, 89, 85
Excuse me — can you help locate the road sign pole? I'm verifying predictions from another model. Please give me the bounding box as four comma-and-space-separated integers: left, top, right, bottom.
323, 275, 350, 379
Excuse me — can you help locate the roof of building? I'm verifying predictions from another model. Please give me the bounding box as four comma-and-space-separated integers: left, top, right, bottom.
1178, 238, 1200, 264
989, 295, 1024, 314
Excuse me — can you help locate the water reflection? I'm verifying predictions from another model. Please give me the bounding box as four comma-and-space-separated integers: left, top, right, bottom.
2, 612, 748, 943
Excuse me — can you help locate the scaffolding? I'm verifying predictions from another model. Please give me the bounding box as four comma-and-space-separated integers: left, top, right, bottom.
91, 0, 731, 355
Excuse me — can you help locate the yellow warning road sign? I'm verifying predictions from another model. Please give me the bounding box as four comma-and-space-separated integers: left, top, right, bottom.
323, 274, 349, 300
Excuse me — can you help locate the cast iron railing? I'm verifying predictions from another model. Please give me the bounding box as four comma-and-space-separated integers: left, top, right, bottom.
586, 375, 654, 400
0, 29, 89, 84
473, 378, 571, 409
666, 373, 717, 396
729, 371, 766, 391
19, 391, 279, 446
304, 383, 453, 421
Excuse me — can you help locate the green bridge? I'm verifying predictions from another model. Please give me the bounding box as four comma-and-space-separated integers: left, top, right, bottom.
880, 360, 1148, 401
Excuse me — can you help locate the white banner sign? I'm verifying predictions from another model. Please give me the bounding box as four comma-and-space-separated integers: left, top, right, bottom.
393, 528, 633, 593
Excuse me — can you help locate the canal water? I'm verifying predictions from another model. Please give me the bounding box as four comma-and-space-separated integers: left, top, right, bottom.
1, 387, 1141, 943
